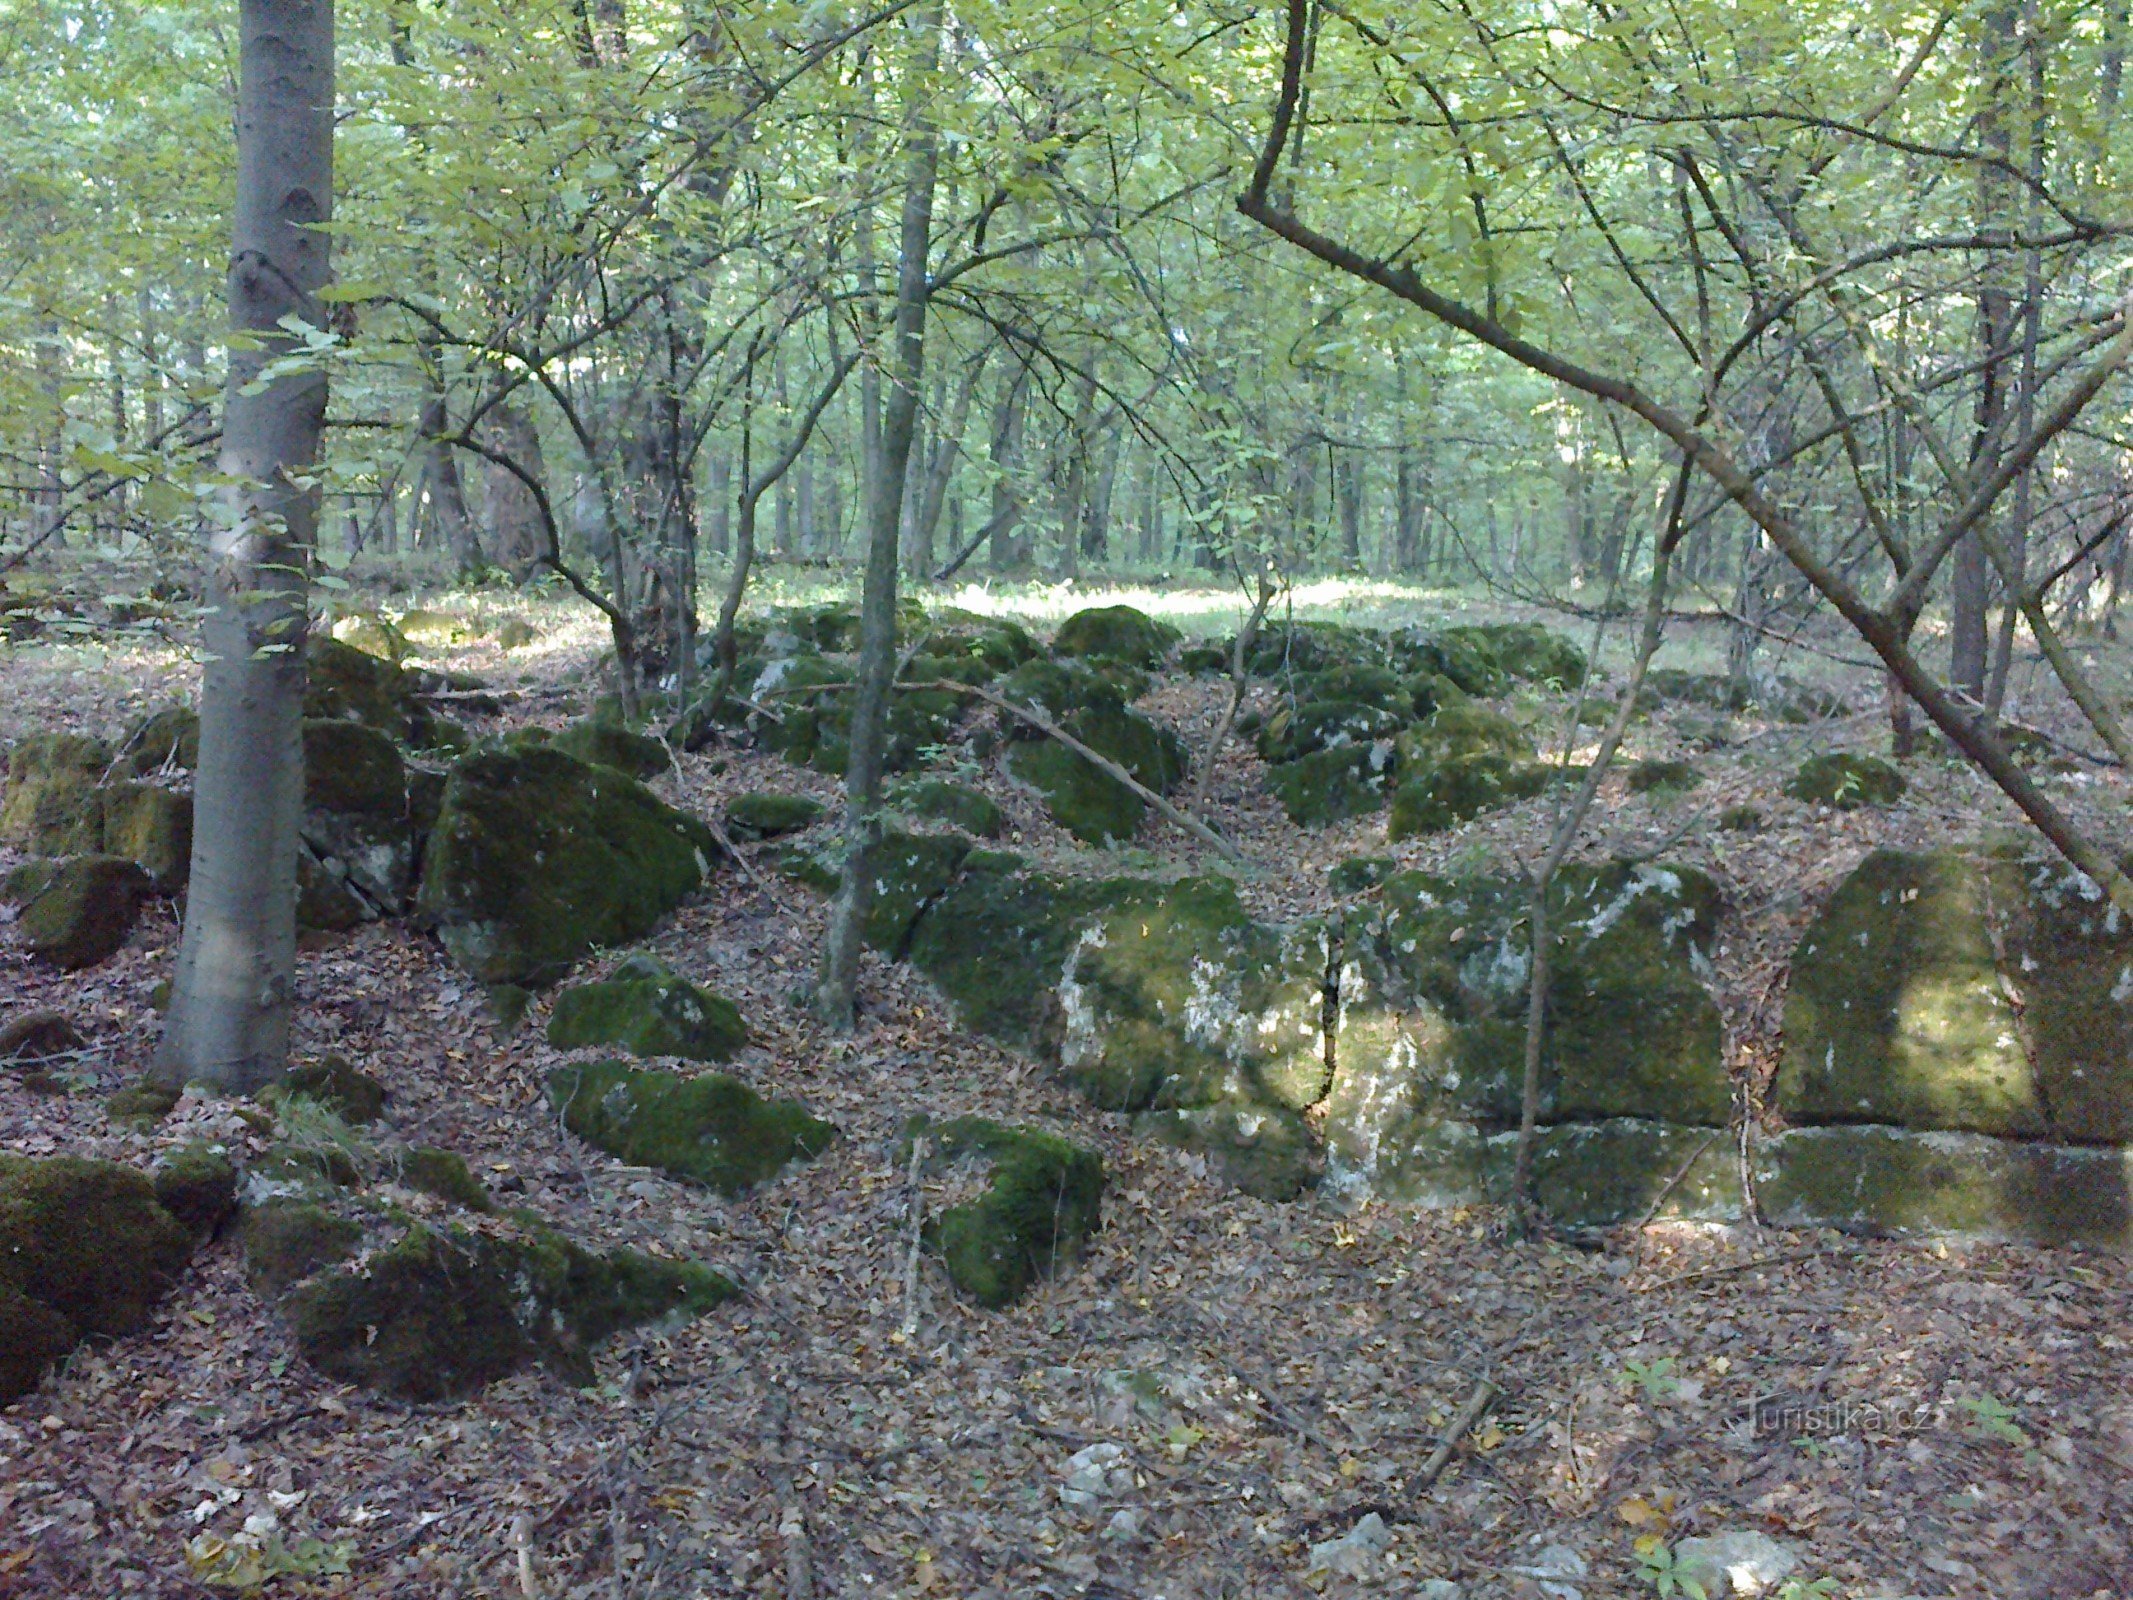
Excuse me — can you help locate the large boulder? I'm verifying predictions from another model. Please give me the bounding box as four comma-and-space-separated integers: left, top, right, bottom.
1785, 752, 1906, 809
0, 732, 108, 854
724, 792, 824, 841
302, 720, 414, 913
912, 1116, 1104, 1308
99, 782, 192, 892
548, 719, 672, 781
1006, 703, 1187, 847
548, 955, 747, 1062
116, 706, 198, 777
780, 826, 974, 957
15, 856, 152, 969
1388, 752, 1554, 837
0, 1156, 196, 1401
1137, 1102, 1319, 1202
547, 1060, 834, 1196
888, 777, 1005, 839
1265, 743, 1396, 827
305, 636, 431, 745
1051, 604, 1180, 669
416, 746, 718, 984
750, 654, 963, 778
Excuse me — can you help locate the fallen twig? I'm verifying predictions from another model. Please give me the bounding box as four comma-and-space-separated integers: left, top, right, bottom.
1415, 1378, 1501, 1490
1635, 1129, 1726, 1230
901, 1134, 928, 1339
1634, 1247, 1845, 1294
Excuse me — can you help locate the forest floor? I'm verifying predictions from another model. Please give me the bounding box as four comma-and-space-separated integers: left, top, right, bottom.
3, 573, 2132, 1600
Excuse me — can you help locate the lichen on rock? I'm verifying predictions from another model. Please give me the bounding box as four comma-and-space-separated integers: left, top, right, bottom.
911, 1116, 1104, 1308
0, 732, 108, 854
547, 1059, 834, 1195
17, 855, 152, 969
1051, 604, 1180, 669
547, 956, 747, 1062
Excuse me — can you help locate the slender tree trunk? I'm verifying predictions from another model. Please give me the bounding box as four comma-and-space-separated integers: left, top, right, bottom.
704, 446, 731, 558
483, 403, 546, 580
160, 0, 333, 1093
817, 2, 942, 1027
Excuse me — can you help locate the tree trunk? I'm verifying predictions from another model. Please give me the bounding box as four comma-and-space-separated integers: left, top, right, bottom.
817, 3, 942, 1027
985, 368, 1027, 575
484, 403, 546, 580
159, 0, 332, 1094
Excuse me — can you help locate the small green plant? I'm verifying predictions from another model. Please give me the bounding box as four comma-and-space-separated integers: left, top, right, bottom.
1956, 1393, 2028, 1446
1773, 1579, 1840, 1600
1632, 1537, 1708, 1599
1619, 1355, 1682, 1401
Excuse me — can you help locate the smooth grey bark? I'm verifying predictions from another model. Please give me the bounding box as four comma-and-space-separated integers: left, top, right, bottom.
159, 0, 333, 1093
483, 402, 546, 580
816, 2, 943, 1027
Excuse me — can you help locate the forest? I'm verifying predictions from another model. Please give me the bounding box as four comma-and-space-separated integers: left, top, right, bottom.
2, 0, 2132, 1596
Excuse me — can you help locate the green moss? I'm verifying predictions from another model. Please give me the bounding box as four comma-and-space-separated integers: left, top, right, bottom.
1051, 604, 1180, 669
153, 1144, 237, 1235
399, 1148, 493, 1211
1625, 758, 1703, 797
1993, 856, 2133, 1143
725, 792, 824, 840
1758, 1126, 2133, 1248
118, 706, 199, 776
1254, 699, 1405, 766
0, 1281, 78, 1403
1388, 753, 1553, 837
278, 1055, 388, 1124
1328, 856, 1397, 897
395, 608, 469, 648
854, 829, 973, 956
1785, 752, 1907, 808
548, 960, 747, 1062
1470, 623, 1588, 688
993, 657, 1132, 723
99, 782, 192, 892
0, 1009, 84, 1063
1265, 743, 1395, 827
1008, 738, 1142, 846
19, 855, 151, 969
494, 618, 538, 650
549, 720, 673, 781
0, 1155, 193, 1339
1404, 629, 1507, 696
417, 746, 718, 984
918, 1117, 1104, 1308
107, 1077, 181, 1126
1718, 804, 1764, 831
1136, 1102, 1318, 1201
241, 1202, 364, 1298
1510, 1118, 1741, 1226
1243, 621, 1388, 676
1399, 704, 1533, 765
1778, 851, 2039, 1136
303, 720, 404, 817
889, 778, 1005, 838
0, 731, 108, 854
547, 1059, 834, 1195
306, 636, 429, 744
279, 1220, 736, 1401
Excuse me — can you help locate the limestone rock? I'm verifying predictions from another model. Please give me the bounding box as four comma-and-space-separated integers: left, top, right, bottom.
916, 1116, 1104, 1308
1786, 751, 1906, 808
152, 1143, 238, 1235
241, 1202, 363, 1299
1137, 1101, 1319, 1201
1051, 604, 1180, 669
1671, 1531, 1800, 1597
302, 720, 413, 912
99, 781, 192, 892
724, 791, 823, 840
18, 855, 151, 969
547, 1059, 834, 1195
1006, 703, 1186, 847
1265, 742, 1395, 826
548, 719, 672, 781
548, 956, 747, 1062
416, 746, 718, 984
1254, 696, 1406, 765
1388, 751, 1554, 837
888, 777, 1005, 838
0, 1010, 85, 1065
0, 732, 108, 853
306, 635, 432, 745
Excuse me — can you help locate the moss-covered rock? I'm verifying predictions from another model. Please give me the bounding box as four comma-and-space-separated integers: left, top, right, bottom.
1388, 753, 1554, 837
1241, 621, 1388, 677
1402, 629, 1507, 697
153, 1144, 237, 1235
1399, 703, 1533, 765
1137, 1102, 1318, 1201
1508, 1118, 1740, 1225
1328, 856, 1397, 897
548, 957, 747, 1062
18, 855, 151, 969
1758, 1125, 2132, 1248
1718, 804, 1764, 832
240, 1201, 363, 1299
99, 782, 192, 892
331, 611, 411, 662
106, 1077, 181, 1126
1779, 851, 2037, 1137
1469, 623, 1588, 688
0, 1282, 78, 1403
1785, 751, 1906, 809
0, 1010, 85, 1065
306, 635, 431, 745
300, 720, 413, 912
916, 613, 1040, 676
1051, 605, 1180, 669
494, 618, 538, 650
394, 608, 469, 649
277, 1054, 389, 1124
1254, 699, 1406, 767
1265, 742, 1396, 827
725, 792, 824, 840
279, 1220, 735, 1402
549, 719, 673, 781
399, 1147, 493, 1211
1007, 703, 1186, 847
992, 657, 1136, 724
0, 732, 108, 854
117, 706, 198, 776
889, 778, 1005, 838
1993, 856, 2133, 1144
417, 746, 718, 984
1057, 880, 1330, 1114
547, 1060, 833, 1195
1625, 758, 1702, 797
915, 1116, 1104, 1307
0, 1155, 194, 1400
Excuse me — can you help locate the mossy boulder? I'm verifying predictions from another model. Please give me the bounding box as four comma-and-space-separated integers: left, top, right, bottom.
724, 792, 824, 841
0, 732, 108, 854
0, 1010, 85, 1065
1403, 629, 1507, 696
494, 618, 538, 650
18, 855, 151, 969
1388, 753, 1553, 837
301, 720, 413, 912
914, 1116, 1104, 1307
1509, 1118, 1741, 1226
117, 706, 198, 776
1265, 742, 1396, 827
993, 657, 1136, 724
416, 746, 718, 985
889, 778, 1005, 838
547, 1060, 834, 1195
750, 654, 964, 777
916, 613, 1040, 676
306, 635, 432, 745
394, 608, 470, 649
1399, 703, 1533, 765
398, 1147, 492, 1211
241, 1202, 363, 1299
1007, 704, 1186, 847
1758, 1126, 2132, 1249
548, 956, 747, 1062
1785, 752, 1906, 809
106, 1077, 181, 1126
1993, 856, 2133, 1144
0, 1155, 195, 1400
152, 1144, 238, 1236
1057, 879, 1330, 1114
1137, 1102, 1319, 1202
274, 1054, 389, 1124
1779, 852, 2036, 1137
278, 1220, 735, 1402
777, 826, 973, 955
1625, 758, 1702, 797
331, 611, 412, 662
1051, 604, 1180, 669
1254, 699, 1405, 767
549, 719, 673, 781
99, 782, 192, 892
1470, 623, 1588, 688
1286, 663, 1415, 718
1328, 856, 1397, 897
1243, 621, 1388, 676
